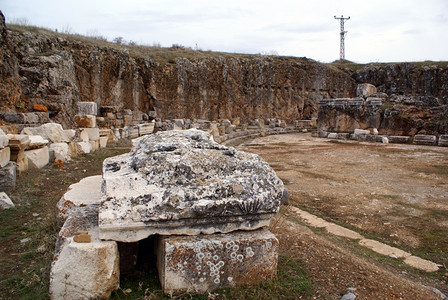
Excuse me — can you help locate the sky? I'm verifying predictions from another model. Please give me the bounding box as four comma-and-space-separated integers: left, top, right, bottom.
1, 0, 447, 63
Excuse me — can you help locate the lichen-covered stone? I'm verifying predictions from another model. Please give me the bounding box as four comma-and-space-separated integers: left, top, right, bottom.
157, 228, 278, 294
99, 129, 284, 242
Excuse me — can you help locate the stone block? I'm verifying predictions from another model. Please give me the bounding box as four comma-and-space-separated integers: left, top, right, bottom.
26, 135, 49, 150
77, 102, 98, 116
99, 130, 284, 242
439, 135, 448, 147
0, 147, 10, 168
11, 150, 28, 173
24, 146, 49, 169
173, 119, 184, 130
209, 123, 219, 138
76, 142, 92, 153
99, 136, 108, 148
354, 129, 370, 135
49, 143, 71, 162
413, 135, 437, 146
218, 126, 226, 136
327, 133, 338, 139
356, 83, 377, 97
128, 126, 139, 138
388, 136, 411, 144
89, 140, 99, 152
80, 128, 100, 141
0, 192, 15, 209
7, 134, 30, 150
157, 228, 278, 294
21, 123, 72, 143
75, 114, 96, 128
0, 162, 16, 192
50, 237, 119, 299
138, 123, 155, 136
57, 175, 102, 220
64, 129, 76, 141
226, 125, 236, 134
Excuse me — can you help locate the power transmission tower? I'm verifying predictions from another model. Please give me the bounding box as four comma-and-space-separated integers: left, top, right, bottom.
334, 15, 350, 60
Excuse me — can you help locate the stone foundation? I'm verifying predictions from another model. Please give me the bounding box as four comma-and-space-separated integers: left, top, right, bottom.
156, 228, 278, 294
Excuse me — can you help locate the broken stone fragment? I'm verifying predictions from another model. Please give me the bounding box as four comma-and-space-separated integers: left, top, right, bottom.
0, 192, 14, 209
99, 129, 284, 242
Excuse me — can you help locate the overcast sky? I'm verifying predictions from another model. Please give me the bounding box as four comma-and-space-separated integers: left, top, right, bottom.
2, 0, 447, 63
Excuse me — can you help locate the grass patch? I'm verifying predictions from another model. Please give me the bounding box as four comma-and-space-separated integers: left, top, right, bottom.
0, 141, 132, 299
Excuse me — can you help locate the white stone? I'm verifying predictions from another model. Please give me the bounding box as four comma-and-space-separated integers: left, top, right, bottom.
80, 128, 100, 141
49, 238, 119, 299
354, 129, 370, 135
21, 123, 71, 143
0, 129, 9, 148
80, 130, 90, 142
327, 133, 338, 139
64, 129, 76, 141
76, 141, 92, 154
157, 228, 278, 294
0, 192, 15, 209
381, 137, 389, 144
49, 143, 71, 162
57, 175, 102, 220
89, 140, 99, 152
77, 102, 98, 116
99, 129, 284, 242
26, 135, 49, 149
372, 128, 379, 135
24, 146, 49, 169
0, 147, 10, 168
99, 136, 108, 148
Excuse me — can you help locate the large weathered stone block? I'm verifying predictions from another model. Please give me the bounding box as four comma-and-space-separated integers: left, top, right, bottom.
21, 123, 72, 143
0, 192, 15, 209
26, 135, 49, 150
99, 129, 284, 242
0, 128, 9, 148
77, 102, 98, 116
157, 228, 278, 294
388, 136, 411, 144
7, 134, 31, 150
80, 128, 100, 141
24, 146, 49, 169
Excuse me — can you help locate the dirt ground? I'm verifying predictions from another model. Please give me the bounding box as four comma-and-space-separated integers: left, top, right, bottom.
237, 133, 448, 299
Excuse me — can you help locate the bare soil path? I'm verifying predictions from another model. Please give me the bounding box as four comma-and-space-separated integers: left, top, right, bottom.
238, 133, 448, 299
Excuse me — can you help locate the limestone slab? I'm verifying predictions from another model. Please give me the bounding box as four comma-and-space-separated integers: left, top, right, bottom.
0, 128, 9, 148
76, 141, 92, 154
0, 146, 10, 168
57, 175, 102, 220
99, 129, 284, 242
138, 123, 154, 136
24, 146, 49, 169
21, 123, 72, 143
157, 228, 278, 294
388, 136, 411, 144
26, 135, 49, 149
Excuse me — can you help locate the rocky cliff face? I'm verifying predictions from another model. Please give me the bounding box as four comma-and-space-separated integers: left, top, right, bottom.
0, 16, 355, 129
1, 11, 447, 136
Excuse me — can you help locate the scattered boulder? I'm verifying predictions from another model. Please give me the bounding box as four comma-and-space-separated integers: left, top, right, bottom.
0, 192, 14, 209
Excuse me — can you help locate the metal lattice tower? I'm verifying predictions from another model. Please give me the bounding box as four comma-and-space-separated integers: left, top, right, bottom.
334, 15, 350, 60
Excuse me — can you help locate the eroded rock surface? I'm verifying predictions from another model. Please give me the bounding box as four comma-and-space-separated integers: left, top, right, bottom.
99, 129, 284, 242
